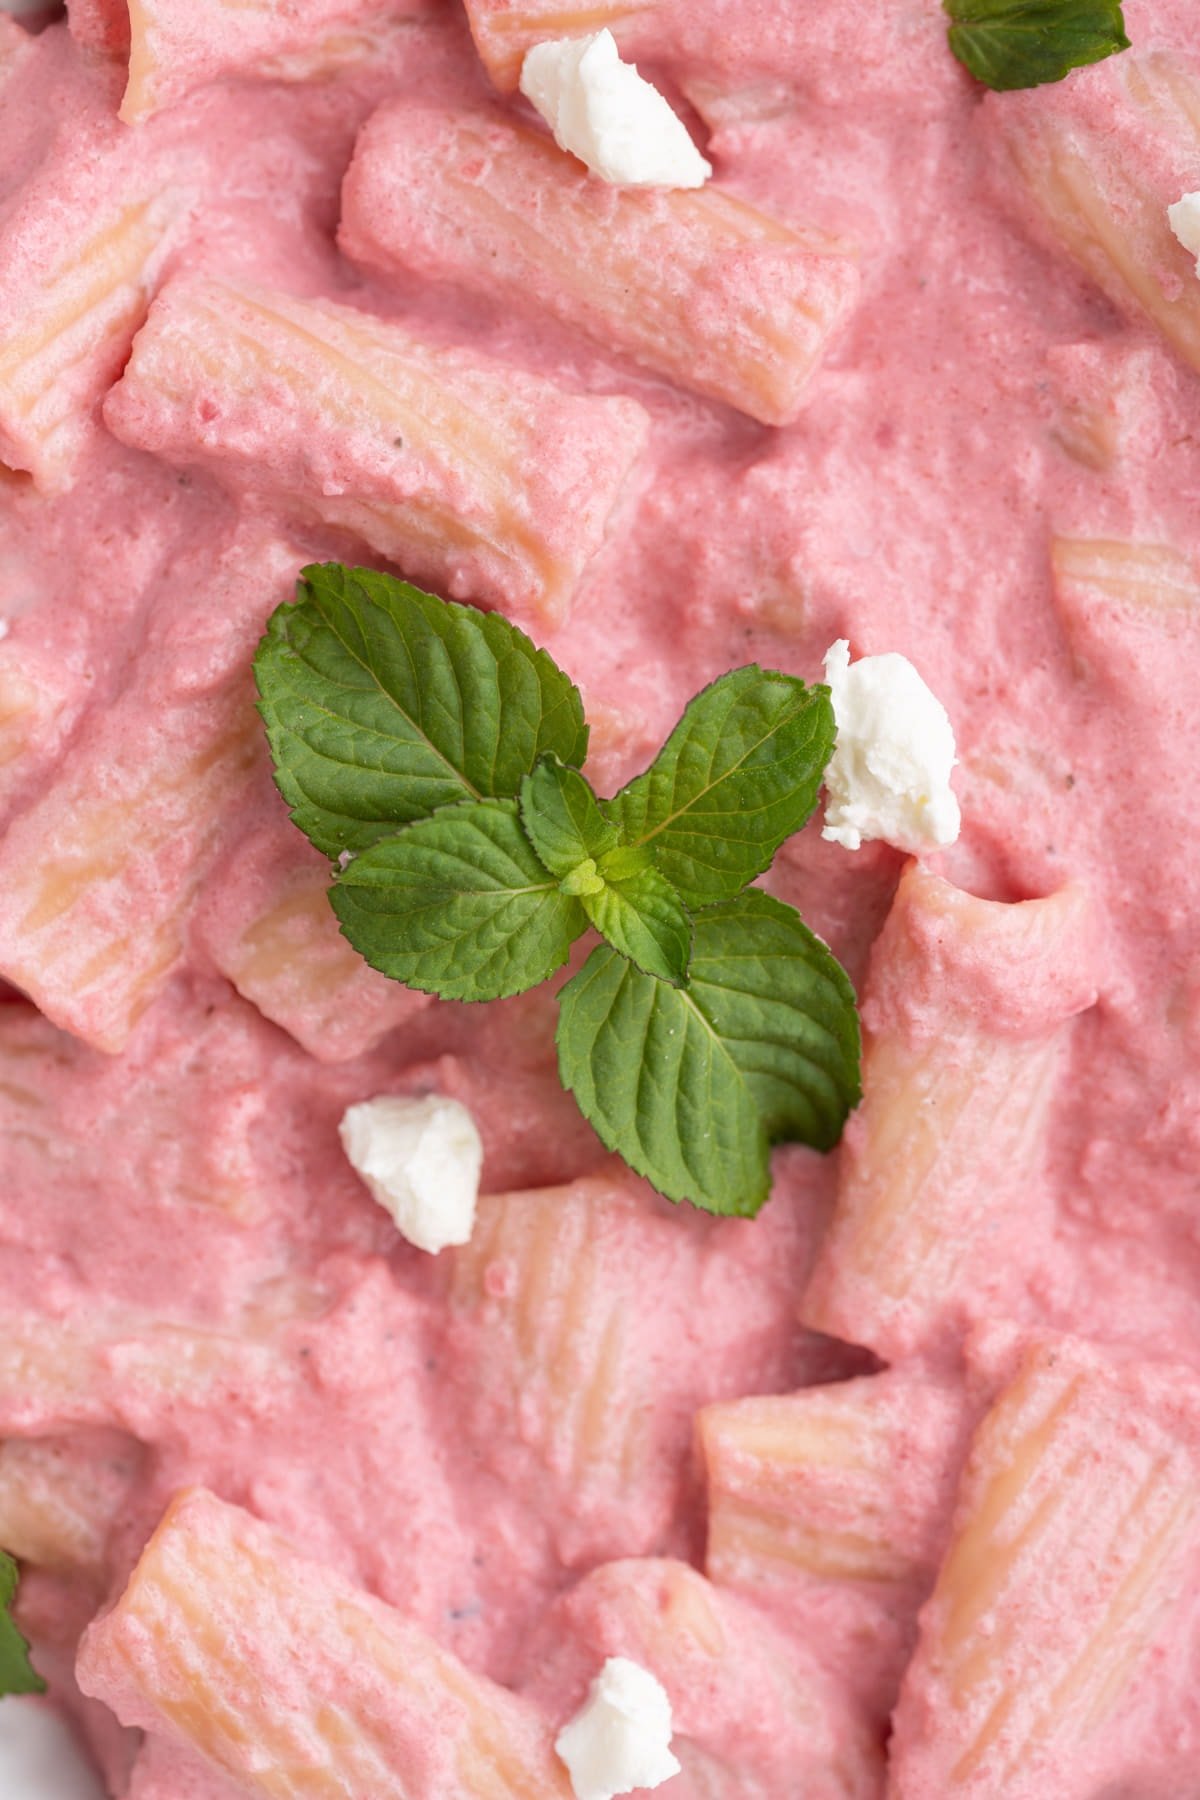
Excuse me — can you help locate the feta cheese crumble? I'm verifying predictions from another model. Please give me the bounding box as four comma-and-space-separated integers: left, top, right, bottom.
338, 1094, 483, 1254
1168, 191, 1200, 276
555, 1658, 681, 1800
821, 639, 960, 854
519, 30, 711, 190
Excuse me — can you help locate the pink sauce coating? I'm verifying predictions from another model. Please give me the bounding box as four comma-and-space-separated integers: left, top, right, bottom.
1, 1, 1200, 1795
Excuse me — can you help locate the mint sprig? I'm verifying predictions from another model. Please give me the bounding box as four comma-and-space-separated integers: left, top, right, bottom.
255, 565, 861, 1217
944, 0, 1129, 91
0, 1552, 44, 1697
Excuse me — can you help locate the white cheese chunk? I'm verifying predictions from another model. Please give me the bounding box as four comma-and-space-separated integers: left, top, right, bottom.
338, 1094, 482, 1255
1168, 191, 1200, 276
555, 1657, 681, 1800
520, 30, 711, 190
821, 638, 960, 854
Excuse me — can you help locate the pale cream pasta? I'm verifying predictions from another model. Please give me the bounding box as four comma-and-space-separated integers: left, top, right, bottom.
340, 101, 860, 427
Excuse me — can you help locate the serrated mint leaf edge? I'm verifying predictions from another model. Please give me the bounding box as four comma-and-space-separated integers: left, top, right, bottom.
518, 755, 617, 880
256, 587, 485, 816
328, 797, 588, 1002
944, 0, 1129, 90
602, 666, 837, 907
608, 667, 834, 851
581, 865, 694, 987
686, 890, 863, 1151
254, 563, 590, 857
556, 943, 772, 1217
557, 891, 862, 1212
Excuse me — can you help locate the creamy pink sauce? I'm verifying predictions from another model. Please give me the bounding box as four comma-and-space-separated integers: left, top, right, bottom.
2, 1, 1200, 1796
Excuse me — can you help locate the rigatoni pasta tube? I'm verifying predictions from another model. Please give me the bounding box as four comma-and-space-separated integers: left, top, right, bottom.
105, 274, 648, 626
459, 0, 833, 98
461, 0, 663, 90
519, 1556, 885, 1798
888, 1338, 1200, 1798
0, 997, 290, 1238
78, 1488, 574, 1800
802, 866, 1100, 1361
339, 101, 860, 426
985, 52, 1200, 376
0, 160, 193, 493
0, 1312, 291, 1437
1051, 537, 1200, 618
0, 697, 261, 1052
447, 1178, 649, 1562
0, 1432, 142, 1576
699, 1372, 964, 1595
195, 822, 432, 1065
445, 1173, 805, 1569
0, 531, 294, 1052
119, 0, 433, 124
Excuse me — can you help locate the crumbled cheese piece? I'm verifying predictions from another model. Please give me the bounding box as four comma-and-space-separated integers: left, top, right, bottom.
821, 639, 960, 854
520, 30, 711, 190
555, 1658, 681, 1800
338, 1095, 482, 1254
1168, 191, 1200, 276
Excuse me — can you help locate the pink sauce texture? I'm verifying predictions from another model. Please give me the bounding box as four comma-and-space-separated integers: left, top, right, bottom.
2, 0, 1200, 1795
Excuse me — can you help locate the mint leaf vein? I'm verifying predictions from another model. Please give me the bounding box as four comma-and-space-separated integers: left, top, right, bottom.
331, 797, 587, 1001
255, 563, 588, 856
557, 890, 860, 1213
604, 666, 836, 908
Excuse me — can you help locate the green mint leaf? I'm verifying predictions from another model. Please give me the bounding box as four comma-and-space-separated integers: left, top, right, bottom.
597, 845, 652, 881
686, 890, 861, 1149
556, 890, 860, 1215
582, 865, 692, 985
0, 1552, 44, 1696
603, 667, 835, 909
520, 758, 692, 981
330, 798, 587, 1001
556, 943, 769, 1216
255, 563, 588, 858
944, 0, 1129, 90
519, 755, 618, 877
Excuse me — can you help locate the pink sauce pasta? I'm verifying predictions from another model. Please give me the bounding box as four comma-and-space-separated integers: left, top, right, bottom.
1, 1, 1200, 1796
